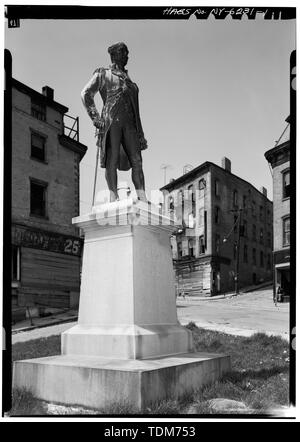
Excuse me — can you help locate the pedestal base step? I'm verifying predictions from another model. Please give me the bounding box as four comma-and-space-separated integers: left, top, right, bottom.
13, 352, 231, 411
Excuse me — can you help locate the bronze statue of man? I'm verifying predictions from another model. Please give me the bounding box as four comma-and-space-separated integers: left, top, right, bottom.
81, 42, 148, 202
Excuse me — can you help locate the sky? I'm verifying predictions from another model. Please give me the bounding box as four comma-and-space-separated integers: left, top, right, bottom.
5, 14, 295, 213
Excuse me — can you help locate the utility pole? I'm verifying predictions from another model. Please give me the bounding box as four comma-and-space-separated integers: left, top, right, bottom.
234, 210, 242, 295
224, 208, 243, 295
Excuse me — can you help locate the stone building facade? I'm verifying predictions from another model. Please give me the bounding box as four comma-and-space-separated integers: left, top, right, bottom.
11, 78, 87, 310
160, 158, 273, 296
265, 117, 290, 302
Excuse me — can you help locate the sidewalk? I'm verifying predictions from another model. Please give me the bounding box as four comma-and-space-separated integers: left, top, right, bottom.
12, 308, 78, 334
176, 282, 273, 303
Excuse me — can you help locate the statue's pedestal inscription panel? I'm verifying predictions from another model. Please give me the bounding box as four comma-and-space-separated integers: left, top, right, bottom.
13, 199, 230, 410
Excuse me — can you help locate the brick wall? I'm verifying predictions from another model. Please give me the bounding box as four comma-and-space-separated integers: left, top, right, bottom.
12, 87, 80, 236
163, 162, 273, 294
273, 160, 290, 252
210, 165, 273, 288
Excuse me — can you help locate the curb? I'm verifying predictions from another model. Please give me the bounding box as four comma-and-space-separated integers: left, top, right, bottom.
180, 319, 289, 341
12, 316, 78, 335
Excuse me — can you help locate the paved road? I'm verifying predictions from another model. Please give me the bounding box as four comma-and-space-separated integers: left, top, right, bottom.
177, 288, 289, 340
12, 288, 289, 344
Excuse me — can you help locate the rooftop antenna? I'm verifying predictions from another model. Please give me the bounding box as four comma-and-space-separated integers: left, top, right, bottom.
160, 163, 172, 185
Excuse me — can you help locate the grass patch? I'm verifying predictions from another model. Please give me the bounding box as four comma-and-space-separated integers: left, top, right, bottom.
9, 324, 290, 416
12, 335, 61, 362
10, 388, 48, 416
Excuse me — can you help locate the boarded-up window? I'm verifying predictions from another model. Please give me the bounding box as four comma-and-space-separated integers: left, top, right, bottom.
31, 99, 46, 121
31, 132, 46, 162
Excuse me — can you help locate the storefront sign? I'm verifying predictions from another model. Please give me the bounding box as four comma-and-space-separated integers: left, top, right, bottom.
12, 224, 83, 257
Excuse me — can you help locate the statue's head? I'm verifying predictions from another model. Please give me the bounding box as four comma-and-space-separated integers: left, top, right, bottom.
108, 42, 129, 67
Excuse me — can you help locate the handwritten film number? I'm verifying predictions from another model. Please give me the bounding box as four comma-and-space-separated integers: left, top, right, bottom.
64, 239, 80, 255
8, 18, 20, 28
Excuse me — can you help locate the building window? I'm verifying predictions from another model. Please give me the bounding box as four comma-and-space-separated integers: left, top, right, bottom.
188, 185, 195, 216
252, 201, 256, 218
282, 170, 290, 199
178, 190, 184, 222
283, 217, 290, 247
12, 245, 20, 281
168, 195, 174, 212
260, 228, 264, 244
243, 195, 247, 210
233, 190, 238, 207
215, 234, 220, 255
188, 239, 194, 258
198, 178, 206, 191
177, 242, 182, 259
243, 220, 248, 237
199, 236, 205, 255
188, 185, 195, 201
234, 215, 238, 233
267, 231, 271, 248
31, 98, 46, 121
30, 179, 47, 217
259, 205, 264, 221
252, 224, 256, 242
188, 213, 195, 228
260, 251, 264, 268
215, 206, 220, 224
31, 132, 46, 162
243, 245, 248, 263
252, 248, 256, 265
215, 179, 220, 197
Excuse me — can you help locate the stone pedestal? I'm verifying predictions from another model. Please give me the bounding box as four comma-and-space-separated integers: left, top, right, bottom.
13, 199, 230, 411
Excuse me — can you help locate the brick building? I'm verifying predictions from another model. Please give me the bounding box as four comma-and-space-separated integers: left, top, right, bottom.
160, 158, 273, 296
11, 78, 87, 311
265, 117, 290, 302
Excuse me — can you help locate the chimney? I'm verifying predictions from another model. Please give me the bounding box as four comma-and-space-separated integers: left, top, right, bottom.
222, 157, 231, 172
260, 186, 267, 197
42, 86, 54, 101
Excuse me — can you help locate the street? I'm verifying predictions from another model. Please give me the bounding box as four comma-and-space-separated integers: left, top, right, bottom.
12, 288, 290, 344
177, 287, 290, 340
